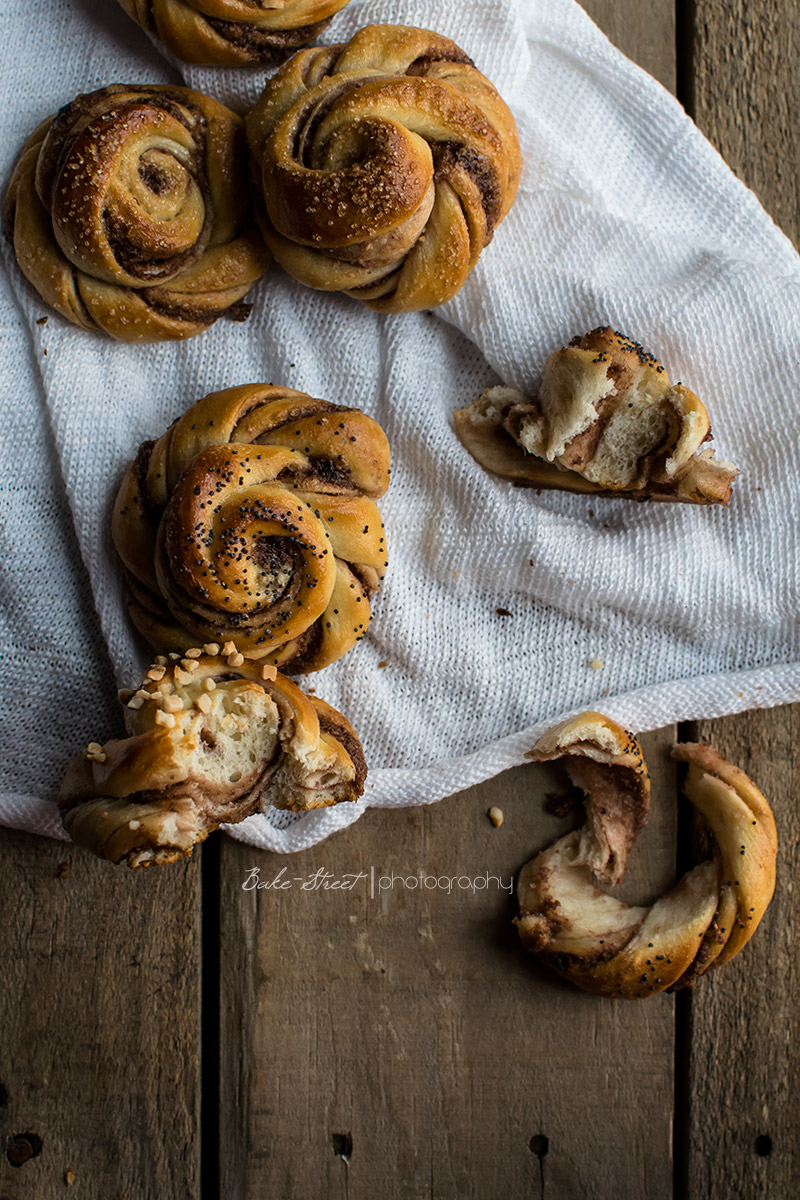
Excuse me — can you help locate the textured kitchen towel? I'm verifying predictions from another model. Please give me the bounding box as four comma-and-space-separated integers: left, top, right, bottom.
1, 0, 799, 853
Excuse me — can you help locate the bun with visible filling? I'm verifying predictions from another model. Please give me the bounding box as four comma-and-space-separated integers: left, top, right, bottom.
515, 712, 777, 997
59, 647, 367, 867
456, 328, 739, 504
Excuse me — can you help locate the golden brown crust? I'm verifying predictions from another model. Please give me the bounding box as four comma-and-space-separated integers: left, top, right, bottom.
515, 715, 778, 997
4, 85, 269, 342
245, 24, 522, 312
112, 383, 391, 673
58, 647, 367, 867
455, 327, 738, 505
118, 0, 353, 66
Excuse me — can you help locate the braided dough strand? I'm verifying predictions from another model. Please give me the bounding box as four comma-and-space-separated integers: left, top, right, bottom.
515, 713, 777, 998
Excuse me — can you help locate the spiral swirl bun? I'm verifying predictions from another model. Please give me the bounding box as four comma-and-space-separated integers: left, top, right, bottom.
118, 0, 353, 65
4, 85, 269, 341
113, 384, 390, 672
246, 24, 522, 312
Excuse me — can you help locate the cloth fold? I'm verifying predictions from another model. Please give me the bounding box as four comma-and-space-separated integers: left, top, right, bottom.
2, 0, 798, 853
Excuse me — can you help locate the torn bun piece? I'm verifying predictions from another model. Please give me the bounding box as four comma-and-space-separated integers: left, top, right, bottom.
59, 649, 367, 867
455, 328, 738, 504
246, 24, 522, 312
112, 384, 390, 674
4, 85, 269, 342
117, 0, 354, 67
515, 715, 777, 998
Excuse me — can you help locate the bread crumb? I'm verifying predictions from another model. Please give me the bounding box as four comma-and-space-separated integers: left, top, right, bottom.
589, 657, 604, 671
488, 806, 504, 828
377, 660, 388, 669
65, 1167, 76, 1186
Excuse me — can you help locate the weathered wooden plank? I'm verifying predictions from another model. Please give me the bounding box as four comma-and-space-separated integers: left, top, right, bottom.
219, 728, 678, 1199
0, 831, 201, 1198
690, 0, 800, 247
581, 0, 676, 92
219, 8, 680, 1197
679, 707, 800, 1199
678, 4, 800, 1195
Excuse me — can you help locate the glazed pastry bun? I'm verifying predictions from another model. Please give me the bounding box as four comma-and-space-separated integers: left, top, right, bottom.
117, 0, 354, 66
4, 84, 269, 341
246, 24, 522, 312
112, 383, 390, 673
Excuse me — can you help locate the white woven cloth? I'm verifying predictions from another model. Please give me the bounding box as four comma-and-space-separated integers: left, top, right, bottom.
2, 0, 799, 853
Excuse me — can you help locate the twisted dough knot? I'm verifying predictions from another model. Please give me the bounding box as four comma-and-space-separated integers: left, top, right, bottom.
246, 24, 522, 312
59, 649, 367, 866
4, 85, 269, 341
515, 713, 777, 998
118, 0, 353, 65
113, 383, 390, 673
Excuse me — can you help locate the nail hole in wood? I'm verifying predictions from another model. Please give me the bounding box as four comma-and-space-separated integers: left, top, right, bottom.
0, 1082, 8, 1109
530, 1134, 549, 1158
332, 1132, 352, 1162
755, 1134, 773, 1157
5, 1132, 43, 1168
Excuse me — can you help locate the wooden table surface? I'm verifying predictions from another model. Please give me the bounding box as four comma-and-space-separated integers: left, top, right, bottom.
1, 3, 798, 1197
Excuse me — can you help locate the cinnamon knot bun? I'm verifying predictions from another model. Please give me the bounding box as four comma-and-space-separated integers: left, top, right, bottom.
112, 383, 390, 673
456, 328, 739, 504
246, 24, 522, 312
515, 713, 777, 997
59, 648, 367, 866
118, 0, 353, 65
4, 84, 269, 341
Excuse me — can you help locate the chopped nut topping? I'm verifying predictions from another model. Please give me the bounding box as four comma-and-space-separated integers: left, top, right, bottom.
196, 693, 212, 714
261, 664, 277, 681
128, 819, 141, 831
222, 640, 236, 656
227, 651, 244, 667
488, 806, 504, 828
181, 658, 200, 673
155, 709, 176, 728
161, 694, 183, 713
184, 647, 202, 658
203, 643, 220, 656
203, 677, 216, 692
127, 695, 145, 710
146, 665, 166, 681
589, 657, 604, 671
154, 655, 168, 666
